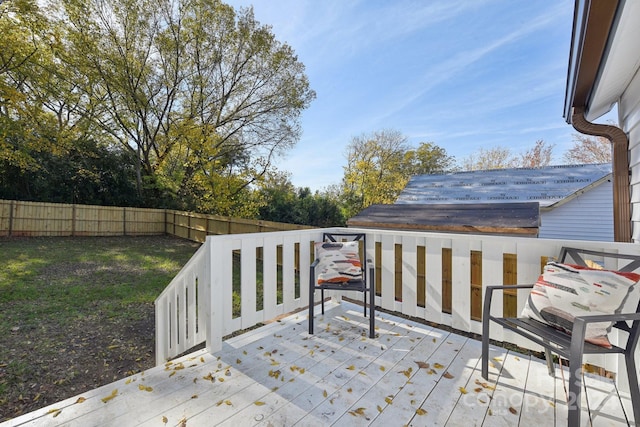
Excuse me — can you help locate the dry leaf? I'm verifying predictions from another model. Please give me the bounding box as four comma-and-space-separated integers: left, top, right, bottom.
216, 400, 223, 406
380, 366, 386, 371
218, 378, 224, 382
191, 395, 198, 399
474, 387, 483, 393
203, 373, 214, 381
75, 397, 86, 404
243, 350, 247, 355
443, 371, 454, 379
101, 389, 118, 403
377, 405, 383, 412
179, 417, 187, 427
200, 356, 205, 363
323, 390, 328, 398
254, 401, 266, 406
138, 384, 153, 392
415, 361, 429, 369
416, 408, 427, 416
347, 387, 353, 393
125, 378, 133, 385
169, 371, 176, 377
224, 400, 232, 406
47, 409, 61, 416
385, 396, 393, 404
162, 415, 168, 424
509, 407, 518, 415
433, 363, 444, 369
347, 365, 356, 370
459, 387, 468, 394
236, 359, 242, 364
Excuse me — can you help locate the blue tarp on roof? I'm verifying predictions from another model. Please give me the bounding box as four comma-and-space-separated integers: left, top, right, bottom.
396, 163, 612, 208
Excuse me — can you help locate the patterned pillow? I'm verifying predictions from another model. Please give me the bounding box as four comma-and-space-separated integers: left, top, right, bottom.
314, 241, 362, 284
521, 261, 640, 348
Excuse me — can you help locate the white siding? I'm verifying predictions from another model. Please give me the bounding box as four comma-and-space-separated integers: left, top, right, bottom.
620, 64, 640, 242
539, 179, 613, 241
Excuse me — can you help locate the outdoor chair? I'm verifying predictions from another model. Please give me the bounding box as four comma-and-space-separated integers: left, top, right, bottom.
308, 232, 375, 338
481, 247, 640, 427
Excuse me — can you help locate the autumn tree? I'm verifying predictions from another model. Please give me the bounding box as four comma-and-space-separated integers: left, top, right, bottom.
37, 0, 315, 214
461, 146, 518, 171
563, 134, 612, 164
341, 129, 454, 217
519, 139, 554, 168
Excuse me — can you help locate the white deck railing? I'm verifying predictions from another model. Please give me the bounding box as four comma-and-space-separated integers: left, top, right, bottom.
155, 227, 640, 389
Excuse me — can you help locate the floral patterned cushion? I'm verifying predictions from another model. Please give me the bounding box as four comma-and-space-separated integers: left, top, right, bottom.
314, 241, 362, 284
521, 261, 640, 348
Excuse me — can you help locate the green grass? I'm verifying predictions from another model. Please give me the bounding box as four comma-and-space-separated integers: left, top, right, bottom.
0, 235, 201, 419
0, 235, 200, 333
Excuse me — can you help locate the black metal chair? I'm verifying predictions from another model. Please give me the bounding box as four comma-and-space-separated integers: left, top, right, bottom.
481, 247, 640, 427
308, 232, 375, 338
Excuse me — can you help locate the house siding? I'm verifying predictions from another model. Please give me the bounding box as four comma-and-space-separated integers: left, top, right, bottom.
539, 179, 613, 241
619, 62, 640, 242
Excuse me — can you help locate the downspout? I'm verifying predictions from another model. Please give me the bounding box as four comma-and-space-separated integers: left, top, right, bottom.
571, 106, 631, 242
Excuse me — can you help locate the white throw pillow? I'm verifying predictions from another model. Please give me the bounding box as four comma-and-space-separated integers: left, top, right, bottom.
314, 241, 362, 284
521, 261, 640, 348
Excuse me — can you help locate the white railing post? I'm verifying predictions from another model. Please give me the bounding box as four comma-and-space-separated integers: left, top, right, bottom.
206, 236, 225, 354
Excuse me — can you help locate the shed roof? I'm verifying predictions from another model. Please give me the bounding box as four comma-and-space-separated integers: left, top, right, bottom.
395, 163, 612, 208
347, 202, 539, 236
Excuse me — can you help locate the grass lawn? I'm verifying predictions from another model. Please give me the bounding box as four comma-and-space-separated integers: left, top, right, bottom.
0, 235, 200, 421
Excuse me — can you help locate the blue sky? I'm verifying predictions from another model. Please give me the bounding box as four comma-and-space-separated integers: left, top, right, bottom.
226, 0, 608, 191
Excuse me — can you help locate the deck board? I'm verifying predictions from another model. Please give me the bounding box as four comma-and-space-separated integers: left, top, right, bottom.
1, 301, 634, 427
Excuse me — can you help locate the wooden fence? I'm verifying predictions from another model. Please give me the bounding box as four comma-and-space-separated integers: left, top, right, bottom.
0, 199, 311, 241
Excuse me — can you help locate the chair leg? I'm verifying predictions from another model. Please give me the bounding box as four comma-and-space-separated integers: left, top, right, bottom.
568, 351, 584, 427
362, 290, 367, 318
309, 286, 314, 335
481, 317, 490, 380
625, 352, 640, 425
368, 287, 375, 339
321, 288, 325, 315
544, 347, 555, 377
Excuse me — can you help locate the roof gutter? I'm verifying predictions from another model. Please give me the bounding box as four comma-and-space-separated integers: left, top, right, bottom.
563, 0, 631, 242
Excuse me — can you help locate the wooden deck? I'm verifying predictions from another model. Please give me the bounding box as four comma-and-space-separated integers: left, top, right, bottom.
2, 301, 635, 426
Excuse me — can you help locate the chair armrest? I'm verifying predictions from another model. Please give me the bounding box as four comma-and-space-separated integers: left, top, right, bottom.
570, 312, 640, 353
483, 284, 534, 321
311, 259, 319, 268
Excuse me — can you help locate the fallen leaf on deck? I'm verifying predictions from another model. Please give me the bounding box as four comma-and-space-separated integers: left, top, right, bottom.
47, 409, 61, 417
459, 387, 468, 394
200, 356, 205, 363
443, 371, 454, 379
509, 407, 518, 415
75, 397, 86, 404
433, 363, 444, 369
101, 389, 118, 403
224, 400, 232, 406
323, 390, 328, 398
385, 396, 393, 404
377, 405, 383, 412
347, 365, 355, 370
254, 401, 266, 406
191, 395, 198, 399
203, 373, 213, 381
236, 359, 242, 364
179, 417, 187, 427
162, 415, 168, 424
138, 384, 153, 392
347, 387, 353, 393
225, 369, 231, 376
169, 371, 176, 377
243, 350, 247, 355
415, 408, 427, 416
216, 400, 223, 406
380, 366, 386, 372
415, 361, 429, 369
218, 378, 224, 382
474, 387, 483, 393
